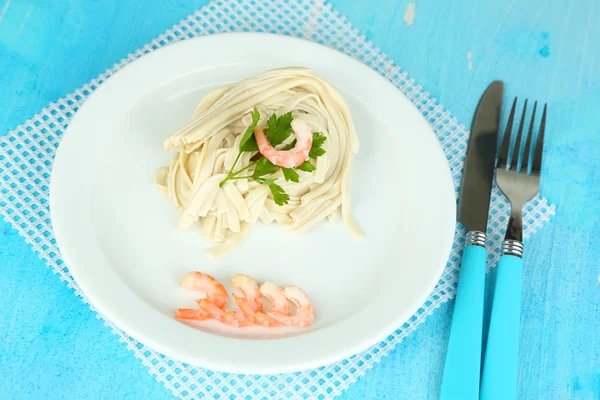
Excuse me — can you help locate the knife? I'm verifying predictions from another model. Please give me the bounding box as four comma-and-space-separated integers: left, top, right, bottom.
440, 81, 503, 400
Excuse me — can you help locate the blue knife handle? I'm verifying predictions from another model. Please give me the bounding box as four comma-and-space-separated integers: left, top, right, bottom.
480, 249, 523, 400
440, 232, 487, 400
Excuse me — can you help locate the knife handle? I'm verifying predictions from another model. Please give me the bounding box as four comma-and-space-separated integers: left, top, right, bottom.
480, 240, 524, 400
440, 231, 486, 400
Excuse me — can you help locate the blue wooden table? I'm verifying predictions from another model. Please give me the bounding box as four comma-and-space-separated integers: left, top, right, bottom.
1, 0, 599, 399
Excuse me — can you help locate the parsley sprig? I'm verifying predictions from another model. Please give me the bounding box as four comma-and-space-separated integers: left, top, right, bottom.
220, 108, 327, 205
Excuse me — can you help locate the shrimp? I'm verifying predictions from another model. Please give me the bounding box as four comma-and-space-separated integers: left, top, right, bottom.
180, 271, 228, 309
267, 286, 315, 327
254, 311, 281, 328
231, 274, 263, 312
222, 310, 253, 328
197, 299, 252, 328
232, 294, 281, 327
197, 298, 226, 319
231, 275, 281, 327
232, 293, 257, 323
175, 272, 314, 329
254, 119, 313, 168
260, 281, 291, 316
175, 308, 210, 321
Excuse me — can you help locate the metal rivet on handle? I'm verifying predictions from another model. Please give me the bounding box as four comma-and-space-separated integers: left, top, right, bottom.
466, 231, 487, 247
502, 239, 524, 258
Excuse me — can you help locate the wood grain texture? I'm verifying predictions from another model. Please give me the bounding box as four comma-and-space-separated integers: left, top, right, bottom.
1, 0, 599, 399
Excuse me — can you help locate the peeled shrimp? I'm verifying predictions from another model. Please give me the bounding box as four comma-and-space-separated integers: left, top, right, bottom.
254, 311, 281, 328
268, 286, 315, 327
260, 281, 291, 316
175, 272, 315, 328
232, 294, 257, 322
231, 274, 263, 312
232, 274, 280, 327
180, 271, 228, 309
197, 299, 252, 328
222, 310, 253, 328
175, 308, 209, 320
254, 119, 313, 168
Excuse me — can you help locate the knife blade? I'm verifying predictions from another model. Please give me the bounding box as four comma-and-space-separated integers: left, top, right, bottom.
440, 81, 503, 400
458, 81, 503, 233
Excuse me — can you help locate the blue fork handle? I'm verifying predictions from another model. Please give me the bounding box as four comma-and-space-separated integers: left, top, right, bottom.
480, 252, 523, 400
440, 241, 486, 400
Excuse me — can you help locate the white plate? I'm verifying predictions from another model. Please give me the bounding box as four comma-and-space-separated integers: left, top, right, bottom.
50, 33, 455, 374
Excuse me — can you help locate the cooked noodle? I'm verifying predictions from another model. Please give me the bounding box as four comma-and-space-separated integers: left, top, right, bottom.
156, 67, 362, 257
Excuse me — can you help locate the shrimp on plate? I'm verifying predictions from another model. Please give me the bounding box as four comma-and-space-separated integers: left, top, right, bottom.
260, 281, 291, 316
254, 119, 313, 168
176, 272, 227, 321
174, 307, 210, 321
175, 272, 315, 328
268, 286, 315, 327
180, 271, 228, 309
197, 298, 252, 328
232, 274, 280, 327
232, 274, 263, 312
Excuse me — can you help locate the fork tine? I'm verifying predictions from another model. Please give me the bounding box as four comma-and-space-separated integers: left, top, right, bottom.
512, 99, 527, 170
497, 98, 517, 168
532, 104, 547, 172
522, 101, 537, 174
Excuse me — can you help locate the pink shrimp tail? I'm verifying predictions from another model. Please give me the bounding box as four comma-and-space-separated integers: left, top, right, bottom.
233, 293, 258, 323
268, 308, 315, 327
255, 311, 282, 327
222, 310, 253, 328
175, 308, 210, 320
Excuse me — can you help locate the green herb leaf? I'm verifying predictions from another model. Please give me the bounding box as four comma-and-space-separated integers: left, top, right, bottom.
260, 178, 276, 185
308, 132, 327, 159
309, 146, 326, 159
252, 157, 279, 179
296, 161, 317, 172
312, 132, 327, 148
239, 107, 260, 151
282, 168, 300, 183
269, 183, 290, 206
282, 138, 297, 151
240, 136, 258, 152
266, 113, 277, 131
266, 112, 293, 147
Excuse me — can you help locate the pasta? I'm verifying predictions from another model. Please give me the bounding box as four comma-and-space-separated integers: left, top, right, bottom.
155, 67, 362, 257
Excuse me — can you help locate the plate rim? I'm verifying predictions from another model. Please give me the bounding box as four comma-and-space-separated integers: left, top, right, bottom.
50, 32, 456, 374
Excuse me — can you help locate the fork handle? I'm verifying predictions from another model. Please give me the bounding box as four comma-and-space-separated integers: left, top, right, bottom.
440, 231, 486, 400
480, 241, 524, 400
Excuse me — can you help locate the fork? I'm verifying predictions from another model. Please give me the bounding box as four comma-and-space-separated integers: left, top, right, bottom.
480, 99, 547, 400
